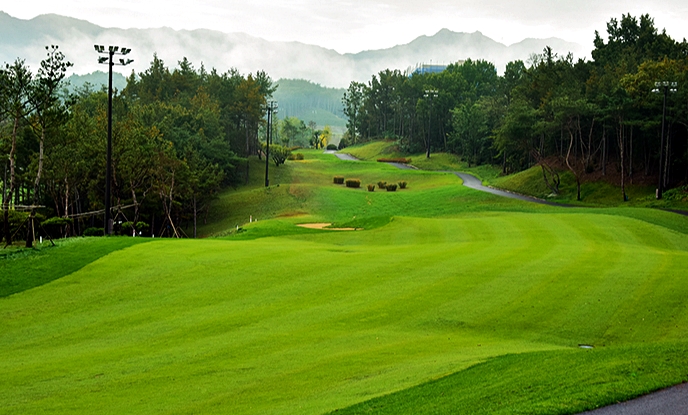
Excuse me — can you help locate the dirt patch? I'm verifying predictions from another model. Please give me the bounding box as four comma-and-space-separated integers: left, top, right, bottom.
297, 223, 361, 231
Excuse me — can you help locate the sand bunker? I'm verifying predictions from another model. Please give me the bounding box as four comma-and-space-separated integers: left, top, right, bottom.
297, 223, 361, 231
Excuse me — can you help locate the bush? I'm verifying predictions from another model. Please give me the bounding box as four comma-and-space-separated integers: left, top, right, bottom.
326, 144, 338, 150
263, 143, 291, 166
345, 179, 361, 188
377, 158, 412, 164
42, 216, 74, 239
386, 184, 398, 192
398, 181, 408, 189
367, 184, 375, 192
334, 176, 345, 184
83, 227, 103, 237
135, 221, 150, 234
295, 153, 304, 160
377, 181, 387, 189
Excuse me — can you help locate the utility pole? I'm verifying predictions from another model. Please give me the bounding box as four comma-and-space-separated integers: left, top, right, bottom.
265, 101, 278, 187
94, 45, 133, 234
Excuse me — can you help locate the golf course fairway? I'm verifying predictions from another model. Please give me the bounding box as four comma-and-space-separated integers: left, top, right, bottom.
2, 149, 687, 414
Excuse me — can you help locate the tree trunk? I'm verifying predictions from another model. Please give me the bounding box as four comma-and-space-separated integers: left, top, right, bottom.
565, 126, 581, 201
33, 127, 45, 205
618, 120, 626, 202
193, 195, 197, 239
602, 128, 607, 176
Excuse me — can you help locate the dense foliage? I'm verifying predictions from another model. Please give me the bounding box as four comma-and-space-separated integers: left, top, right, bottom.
343, 14, 688, 200
1, 52, 275, 242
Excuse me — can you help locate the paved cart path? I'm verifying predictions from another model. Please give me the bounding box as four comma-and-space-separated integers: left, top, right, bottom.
579, 383, 688, 415
451, 172, 571, 207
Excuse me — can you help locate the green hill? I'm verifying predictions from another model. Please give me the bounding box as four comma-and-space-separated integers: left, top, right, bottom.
2, 148, 688, 414
273, 78, 346, 129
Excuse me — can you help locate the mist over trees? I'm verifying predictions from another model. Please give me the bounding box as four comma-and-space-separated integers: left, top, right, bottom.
342, 14, 688, 200
1, 52, 275, 242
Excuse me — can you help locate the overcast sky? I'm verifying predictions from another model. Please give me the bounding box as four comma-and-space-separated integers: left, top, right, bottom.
4, 1, 688, 53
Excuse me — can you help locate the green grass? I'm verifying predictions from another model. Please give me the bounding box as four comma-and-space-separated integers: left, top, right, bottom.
329, 342, 688, 414
3, 145, 688, 415
0, 236, 149, 298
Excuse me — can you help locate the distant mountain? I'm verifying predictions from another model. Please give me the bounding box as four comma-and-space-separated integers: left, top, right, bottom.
0, 11, 585, 88
64, 71, 127, 93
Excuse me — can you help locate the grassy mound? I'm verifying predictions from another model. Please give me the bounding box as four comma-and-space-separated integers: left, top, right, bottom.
0, 237, 149, 298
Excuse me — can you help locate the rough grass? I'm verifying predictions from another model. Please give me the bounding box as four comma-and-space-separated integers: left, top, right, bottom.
3, 145, 688, 415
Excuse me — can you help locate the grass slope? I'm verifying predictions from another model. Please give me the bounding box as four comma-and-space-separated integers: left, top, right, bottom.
0, 237, 149, 298
491, 164, 688, 210
2, 147, 688, 414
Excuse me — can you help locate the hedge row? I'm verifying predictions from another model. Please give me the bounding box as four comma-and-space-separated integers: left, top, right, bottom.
377, 158, 412, 164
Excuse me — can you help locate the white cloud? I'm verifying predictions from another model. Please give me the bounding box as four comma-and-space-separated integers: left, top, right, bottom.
3, 0, 687, 53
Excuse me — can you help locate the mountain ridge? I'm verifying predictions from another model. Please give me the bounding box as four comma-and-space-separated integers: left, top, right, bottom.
0, 11, 586, 88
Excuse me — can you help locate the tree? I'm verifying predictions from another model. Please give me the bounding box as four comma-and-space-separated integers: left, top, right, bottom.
30, 46, 72, 204
342, 81, 365, 144
1, 59, 33, 245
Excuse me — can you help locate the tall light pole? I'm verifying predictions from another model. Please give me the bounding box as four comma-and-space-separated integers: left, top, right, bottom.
94, 45, 133, 234
265, 101, 278, 187
423, 90, 438, 158
652, 81, 677, 200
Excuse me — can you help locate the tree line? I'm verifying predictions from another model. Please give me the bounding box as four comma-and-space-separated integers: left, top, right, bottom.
1, 51, 276, 244
341, 14, 688, 200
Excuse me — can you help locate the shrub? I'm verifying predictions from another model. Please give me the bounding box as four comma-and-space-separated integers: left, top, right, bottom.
42, 216, 74, 239
334, 176, 345, 184
398, 181, 407, 189
295, 153, 304, 160
345, 179, 361, 188
83, 227, 103, 237
377, 181, 387, 189
326, 144, 338, 150
386, 184, 398, 192
377, 158, 412, 164
263, 143, 291, 166
367, 184, 375, 192
132, 221, 150, 234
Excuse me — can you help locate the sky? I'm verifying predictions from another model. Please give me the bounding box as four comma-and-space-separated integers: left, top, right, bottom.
3, 0, 688, 54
